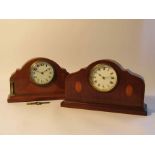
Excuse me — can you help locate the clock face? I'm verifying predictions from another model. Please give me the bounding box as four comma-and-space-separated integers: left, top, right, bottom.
89, 64, 118, 92
30, 61, 54, 85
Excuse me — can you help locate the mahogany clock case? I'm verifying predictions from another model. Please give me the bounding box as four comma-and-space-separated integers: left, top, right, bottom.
61, 60, 147, 115
8, 58, 69, 103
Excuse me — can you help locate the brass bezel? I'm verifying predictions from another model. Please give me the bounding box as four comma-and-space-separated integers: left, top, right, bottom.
30, 60, 55, 86
89, 63, 118, 92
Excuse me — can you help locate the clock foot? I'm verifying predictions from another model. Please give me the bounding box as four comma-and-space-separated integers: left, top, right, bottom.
61, 100, 147, 116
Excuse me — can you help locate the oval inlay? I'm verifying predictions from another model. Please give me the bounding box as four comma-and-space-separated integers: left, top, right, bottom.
126, 84, 133, 97
75, 81, 82, 93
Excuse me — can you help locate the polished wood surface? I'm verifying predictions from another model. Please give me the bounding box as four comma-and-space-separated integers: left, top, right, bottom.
61, 60, 147, 115
8, 58, 69, 103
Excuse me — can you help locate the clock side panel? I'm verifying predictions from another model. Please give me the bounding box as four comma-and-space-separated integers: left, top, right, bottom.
115, 70, 145, 107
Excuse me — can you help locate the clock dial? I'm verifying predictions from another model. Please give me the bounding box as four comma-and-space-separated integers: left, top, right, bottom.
30, 61, 54, 85
89, 64, 118, 92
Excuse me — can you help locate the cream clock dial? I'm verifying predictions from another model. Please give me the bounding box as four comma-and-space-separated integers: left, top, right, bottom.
30, 61, 54, 85
89, 64, 118, 92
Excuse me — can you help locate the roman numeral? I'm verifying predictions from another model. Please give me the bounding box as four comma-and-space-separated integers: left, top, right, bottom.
110, 81, 114, 84
33, 68, 37, 71
94, 80, 97, 83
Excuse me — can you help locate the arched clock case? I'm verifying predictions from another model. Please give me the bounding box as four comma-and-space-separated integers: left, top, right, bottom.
8, 58, 69, 103
61, 60, 147, 115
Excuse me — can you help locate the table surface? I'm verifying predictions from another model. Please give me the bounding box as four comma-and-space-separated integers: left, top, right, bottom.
0, 78, 155, 135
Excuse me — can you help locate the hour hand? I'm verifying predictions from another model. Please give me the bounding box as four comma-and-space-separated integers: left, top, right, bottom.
43, 69, 49, 73
98, 74, 106, 79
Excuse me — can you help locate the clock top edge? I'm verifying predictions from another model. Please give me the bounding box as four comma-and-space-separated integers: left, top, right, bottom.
66, 59, 144, 83
10, 57, 69, 79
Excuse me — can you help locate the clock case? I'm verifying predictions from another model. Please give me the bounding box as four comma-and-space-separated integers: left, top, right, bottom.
61, 60, 147, 115
8, 58, 69, 103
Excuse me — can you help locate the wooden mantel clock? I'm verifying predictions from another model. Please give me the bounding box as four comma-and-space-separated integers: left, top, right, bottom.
8, 58, 69, 103
61, 60, 147, 115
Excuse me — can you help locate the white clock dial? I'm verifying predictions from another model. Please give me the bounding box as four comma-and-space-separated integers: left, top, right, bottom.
30, 61, 54, 85
89, 64, 118, 92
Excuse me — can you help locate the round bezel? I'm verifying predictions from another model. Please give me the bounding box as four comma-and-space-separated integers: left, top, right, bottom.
30, 61, 54, 85
89, 63, 118, 92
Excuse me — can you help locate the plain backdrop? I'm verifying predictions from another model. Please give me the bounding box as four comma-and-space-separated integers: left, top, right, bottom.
0, 19, 155, 134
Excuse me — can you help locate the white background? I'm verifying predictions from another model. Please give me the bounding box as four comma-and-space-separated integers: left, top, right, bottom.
0, 19, 155, 134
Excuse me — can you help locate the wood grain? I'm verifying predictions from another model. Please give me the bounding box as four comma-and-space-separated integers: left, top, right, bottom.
8, 58, 69, 103
61, 60, 147, 115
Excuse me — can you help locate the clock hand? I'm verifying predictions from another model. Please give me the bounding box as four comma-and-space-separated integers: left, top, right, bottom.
35, 70, 45, 75
102, 76, 113, 79
43, 69, 48, 73
43, 68, 51, 73
98, 74, 113, 80
97, 74, 106, 79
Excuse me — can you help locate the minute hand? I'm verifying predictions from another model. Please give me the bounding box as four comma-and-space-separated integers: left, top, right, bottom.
43, 69, 50, 73
102, 76, 112, 79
